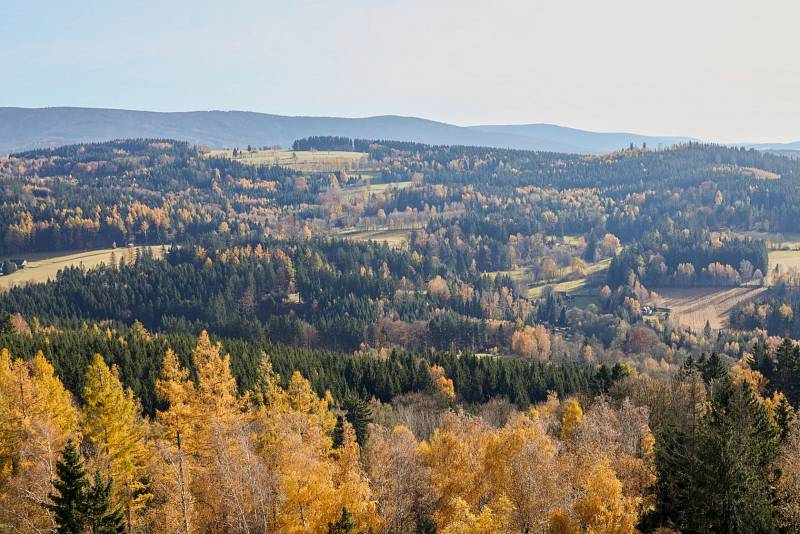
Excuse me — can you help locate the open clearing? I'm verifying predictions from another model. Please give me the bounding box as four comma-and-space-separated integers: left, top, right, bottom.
208, 149, 369, 172
653, 286, 767, 331
724, 230, 800, 250
770, 250, 800, 275
645, 250, 799, 331
0, 246, 165, 290
526, 258, 611, 299
339, 180, 416, 200
339, 228, 411, 249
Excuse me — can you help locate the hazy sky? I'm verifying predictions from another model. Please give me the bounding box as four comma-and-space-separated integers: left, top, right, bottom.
3, 0, 800, 143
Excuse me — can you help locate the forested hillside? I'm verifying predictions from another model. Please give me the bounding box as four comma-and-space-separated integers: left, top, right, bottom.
3, 137, 800, 532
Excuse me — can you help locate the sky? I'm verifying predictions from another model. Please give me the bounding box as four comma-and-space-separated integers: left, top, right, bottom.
3, 0, 800, 143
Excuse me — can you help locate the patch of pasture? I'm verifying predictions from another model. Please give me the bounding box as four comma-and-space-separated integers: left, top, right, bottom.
0, 246, 166, 290
339, 228, 411, 249
208, 149, 369, 172
770, 250, 800, 275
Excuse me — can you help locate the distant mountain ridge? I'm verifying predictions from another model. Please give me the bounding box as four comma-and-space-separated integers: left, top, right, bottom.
0, 106, 708, 156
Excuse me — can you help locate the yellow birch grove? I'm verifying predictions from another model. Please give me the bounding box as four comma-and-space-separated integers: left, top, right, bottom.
0, 334, 654, 533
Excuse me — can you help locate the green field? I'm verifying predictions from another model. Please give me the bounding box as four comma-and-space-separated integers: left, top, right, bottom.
483, 258, 610, 302
721, 230, 800, 250
0, 246, 165, 290
208, 149, 369, 172
526, 258, 611, 299
339, 180, 416, 200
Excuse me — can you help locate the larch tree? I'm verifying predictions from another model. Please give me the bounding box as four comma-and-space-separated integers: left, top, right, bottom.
0, 349, 79, 531
152, 349, 196, 534
159, 331, 272, 533
331, 421, 379, 531
82, 354, 151, 533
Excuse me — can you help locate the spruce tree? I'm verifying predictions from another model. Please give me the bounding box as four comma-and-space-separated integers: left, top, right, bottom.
342, 394, 372, 446
649, 371, 779, 533
416, 516, 437, 534
48, 439, 88, 534
775, 338, 800, 403
327, 507, 357, 534
84, 471, 126, 534
702, 352, 725, 383
332, 414, 346, 449
774, 395, 794, 441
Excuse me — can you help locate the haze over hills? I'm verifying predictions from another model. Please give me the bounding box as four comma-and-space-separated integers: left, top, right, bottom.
0, 107, 704, 156
469, 124, 697, 155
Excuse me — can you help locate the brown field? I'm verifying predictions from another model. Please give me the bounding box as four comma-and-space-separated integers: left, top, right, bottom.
652, 286, 767, 331
645, 250, 800, 330
770, 250, 800, 275
0, 246, 165, 290
208, 149, 369, 172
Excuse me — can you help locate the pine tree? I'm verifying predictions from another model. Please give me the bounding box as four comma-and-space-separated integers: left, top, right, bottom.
48, 439, 87, 534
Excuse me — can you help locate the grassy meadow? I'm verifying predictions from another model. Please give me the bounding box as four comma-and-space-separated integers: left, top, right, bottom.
0, 246, 165, 290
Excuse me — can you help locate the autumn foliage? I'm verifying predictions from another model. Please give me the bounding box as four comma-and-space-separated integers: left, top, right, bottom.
0, 332, 662, 533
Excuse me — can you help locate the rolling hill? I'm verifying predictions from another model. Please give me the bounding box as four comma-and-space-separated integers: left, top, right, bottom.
0, 107, 701, 156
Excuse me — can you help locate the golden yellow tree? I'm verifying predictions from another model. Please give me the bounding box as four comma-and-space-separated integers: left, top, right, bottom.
572, 458, 639, 534
483, 415, 565, 532
331, 421, 379, 531
156, 332, 273, 533
266, 369, 341, 533
439, 495, 514, 534
421, 414, 491, 529
429, 365, 455, 400
0, 349, 79, 531
561, 399, 584, 440
151, 349, 195, 534
82, 353, 151, 531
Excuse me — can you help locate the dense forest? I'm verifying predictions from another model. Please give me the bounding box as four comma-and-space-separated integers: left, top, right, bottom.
4, 137, 800, 532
